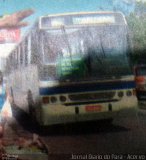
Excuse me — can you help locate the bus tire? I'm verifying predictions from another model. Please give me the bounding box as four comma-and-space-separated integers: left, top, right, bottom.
27, 90, 35, 120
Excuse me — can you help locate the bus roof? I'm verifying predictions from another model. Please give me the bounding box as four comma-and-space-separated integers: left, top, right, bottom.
44, 11, 124, 17
39, 11, 127, 30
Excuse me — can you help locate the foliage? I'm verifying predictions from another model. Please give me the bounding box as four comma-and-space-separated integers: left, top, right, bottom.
126, 2, 146, 64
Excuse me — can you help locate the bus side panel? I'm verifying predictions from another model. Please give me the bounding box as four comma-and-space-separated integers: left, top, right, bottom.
7, 65, 39, 113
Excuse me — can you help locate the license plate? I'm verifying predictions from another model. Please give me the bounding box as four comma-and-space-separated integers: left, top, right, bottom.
85, 105, 102, 112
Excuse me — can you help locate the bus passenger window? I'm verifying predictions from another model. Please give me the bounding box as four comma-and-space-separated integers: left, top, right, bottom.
20, 45, 23, 65
24, 39, 28, 66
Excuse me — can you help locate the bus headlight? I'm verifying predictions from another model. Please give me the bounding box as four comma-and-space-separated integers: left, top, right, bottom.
126, 90, 132, 96
118, 91, 124, 98
50, 96, 57, 103
60, 95, 67, 102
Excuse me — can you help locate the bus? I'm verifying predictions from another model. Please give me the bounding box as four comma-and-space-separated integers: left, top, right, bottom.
5, 11, 137, 126
134, 65, 146, 101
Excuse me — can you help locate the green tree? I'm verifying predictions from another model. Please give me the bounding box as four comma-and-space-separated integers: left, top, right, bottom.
126, 3, 146, 64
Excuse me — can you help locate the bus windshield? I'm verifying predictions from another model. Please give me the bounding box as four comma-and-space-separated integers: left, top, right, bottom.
41, 25, 131, 81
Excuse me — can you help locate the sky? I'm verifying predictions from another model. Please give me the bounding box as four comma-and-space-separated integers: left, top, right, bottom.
137, 0, 146, 2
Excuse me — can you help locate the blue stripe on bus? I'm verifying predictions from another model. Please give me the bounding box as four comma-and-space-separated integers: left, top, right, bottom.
39, 80, 136, 95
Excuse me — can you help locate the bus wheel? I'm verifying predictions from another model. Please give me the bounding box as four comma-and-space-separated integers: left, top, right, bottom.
27, 90, 35, 120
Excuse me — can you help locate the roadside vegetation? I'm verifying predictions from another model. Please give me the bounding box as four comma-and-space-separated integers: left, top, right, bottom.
126, 1, 146, 64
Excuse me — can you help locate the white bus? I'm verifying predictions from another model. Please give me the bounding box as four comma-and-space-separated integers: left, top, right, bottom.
5, 11, 137, 126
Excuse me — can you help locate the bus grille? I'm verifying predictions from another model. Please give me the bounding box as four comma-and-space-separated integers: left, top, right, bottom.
68, 91, 116, 102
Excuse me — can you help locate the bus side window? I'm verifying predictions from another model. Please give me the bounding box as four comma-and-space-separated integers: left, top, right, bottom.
24, 39, 28, 66
27, 35, 31, 65
20, 44, 23, 65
